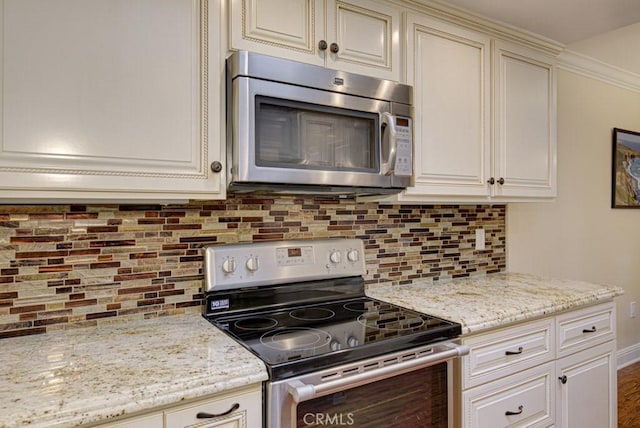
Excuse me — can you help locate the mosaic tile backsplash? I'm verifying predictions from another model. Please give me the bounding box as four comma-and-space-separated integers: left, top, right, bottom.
0, 195, 506, 338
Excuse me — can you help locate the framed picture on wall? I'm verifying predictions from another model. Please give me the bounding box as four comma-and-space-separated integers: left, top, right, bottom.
612, 127, 640, 208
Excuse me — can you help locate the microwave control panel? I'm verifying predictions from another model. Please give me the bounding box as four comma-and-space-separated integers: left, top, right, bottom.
394, 117, 413, 177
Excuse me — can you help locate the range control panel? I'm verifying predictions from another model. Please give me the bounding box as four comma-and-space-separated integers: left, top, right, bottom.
204, 239, 366, 292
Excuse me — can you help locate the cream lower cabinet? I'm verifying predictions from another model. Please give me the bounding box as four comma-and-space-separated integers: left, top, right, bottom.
555, 303, 617, 428
0, 0, 225, 201
398, 13, 557, 204
93, 384, 261, 428
229, 0, 400, 80
459, 301, 616, 427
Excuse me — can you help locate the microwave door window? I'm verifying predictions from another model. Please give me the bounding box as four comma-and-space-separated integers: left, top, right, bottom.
256, 104, 303, 164
299, 112, 336, 168
255, 96, 377, 172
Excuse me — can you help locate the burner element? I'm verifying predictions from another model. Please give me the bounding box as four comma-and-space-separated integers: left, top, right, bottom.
234, 317, 278, 330
290, 308, 335, 321
260, 327, 332, 352
343, 301, 366, 312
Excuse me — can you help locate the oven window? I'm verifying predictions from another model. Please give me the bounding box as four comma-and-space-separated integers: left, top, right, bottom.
255, 96, 378, 172
295, 362, 448, 428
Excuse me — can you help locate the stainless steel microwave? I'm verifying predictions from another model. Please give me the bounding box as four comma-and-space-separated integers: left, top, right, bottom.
226, 51, 413, 195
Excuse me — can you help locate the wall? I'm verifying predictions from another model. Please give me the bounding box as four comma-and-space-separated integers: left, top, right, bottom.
568, 22, 640, 75
0, 196, 506, 339
507, 68, 640, 363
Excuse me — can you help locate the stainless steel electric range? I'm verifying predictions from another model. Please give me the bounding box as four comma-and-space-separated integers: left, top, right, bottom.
203, 239, 468, 428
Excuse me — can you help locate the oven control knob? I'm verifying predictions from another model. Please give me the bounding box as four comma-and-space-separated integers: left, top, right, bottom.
347, 336, 359, 347
329, 251, 342, 264
221, 258, 236, 274
245, 256, 259, 272
347, 249, 360, 263
330, 340, 342, 351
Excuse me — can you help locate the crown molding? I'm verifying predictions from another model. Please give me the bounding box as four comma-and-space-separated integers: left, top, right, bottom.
558, 49, 640, 93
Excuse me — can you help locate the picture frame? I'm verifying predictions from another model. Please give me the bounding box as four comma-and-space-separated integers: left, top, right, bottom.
612, 127, 640, 208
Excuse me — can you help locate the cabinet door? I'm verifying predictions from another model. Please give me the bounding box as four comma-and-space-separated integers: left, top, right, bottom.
404, 14, 491, 199
325, 0, 399, 80
0, 0, 224, 201
229, 0, 399, 80
229, 0, 325, 65
492, 40, 557, 198
556, 341, 617, 428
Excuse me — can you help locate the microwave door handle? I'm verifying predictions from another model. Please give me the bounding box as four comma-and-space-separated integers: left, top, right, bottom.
380, 112, 397, 176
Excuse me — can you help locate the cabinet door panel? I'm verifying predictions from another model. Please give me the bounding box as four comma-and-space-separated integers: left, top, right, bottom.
230, 0, 324, 65
405, 14, 491, 198
326, 0, 399, 80
493, 40, 557, 198
0, 0, 223, 200
556, 341, 616, 428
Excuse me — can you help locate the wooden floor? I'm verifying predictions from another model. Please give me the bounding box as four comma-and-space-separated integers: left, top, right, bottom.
618, 361, 640, 427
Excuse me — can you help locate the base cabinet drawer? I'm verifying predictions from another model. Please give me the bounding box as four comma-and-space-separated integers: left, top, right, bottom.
165, 387, 262, 428
556, 302, 615, 358
93, 385, 262, 428
463, 318, 554, 389
462, 362, 555, 428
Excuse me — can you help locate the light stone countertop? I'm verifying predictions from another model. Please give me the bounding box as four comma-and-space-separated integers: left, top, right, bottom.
366, 272, 624, 335
0, 272, 624, 427
0, 314, 268, 428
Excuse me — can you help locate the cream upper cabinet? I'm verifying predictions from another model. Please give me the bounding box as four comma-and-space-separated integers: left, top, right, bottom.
394, 14, 557, 204
404, 13, 492, 199
229, 0, 400, 81
0, 0, 225, 201
491, 40, 557, 199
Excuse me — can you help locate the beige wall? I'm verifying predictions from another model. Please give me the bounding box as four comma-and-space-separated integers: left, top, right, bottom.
507, 68, 640, 356
568, 22, 640, 75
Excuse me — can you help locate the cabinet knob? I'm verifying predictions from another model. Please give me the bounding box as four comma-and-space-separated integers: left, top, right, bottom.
497, 177, 505, 185
330, 42, 340, 53
210, 161, 223, 173
558, 375, 568, 384
487, 177, 495, 185
318, 40, 328, 51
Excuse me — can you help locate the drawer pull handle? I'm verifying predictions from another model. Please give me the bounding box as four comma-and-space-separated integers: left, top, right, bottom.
196, 403, 240, 419
505, 346, 523, 355
583, 326, 597, 333
505, 405, 524, 416
559, 375, 568, 384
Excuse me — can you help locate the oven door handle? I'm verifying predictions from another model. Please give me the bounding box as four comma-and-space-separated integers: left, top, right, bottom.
287, 343, 470, 403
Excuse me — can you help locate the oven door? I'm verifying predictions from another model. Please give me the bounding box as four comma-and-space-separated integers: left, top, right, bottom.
230, 76, 411, 190
267, 342, 469, 428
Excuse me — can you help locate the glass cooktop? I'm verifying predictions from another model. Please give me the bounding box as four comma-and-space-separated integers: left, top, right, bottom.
207, 295, 461, 380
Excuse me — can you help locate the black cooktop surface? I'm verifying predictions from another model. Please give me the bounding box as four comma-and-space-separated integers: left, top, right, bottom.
206, 293, 461, 380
